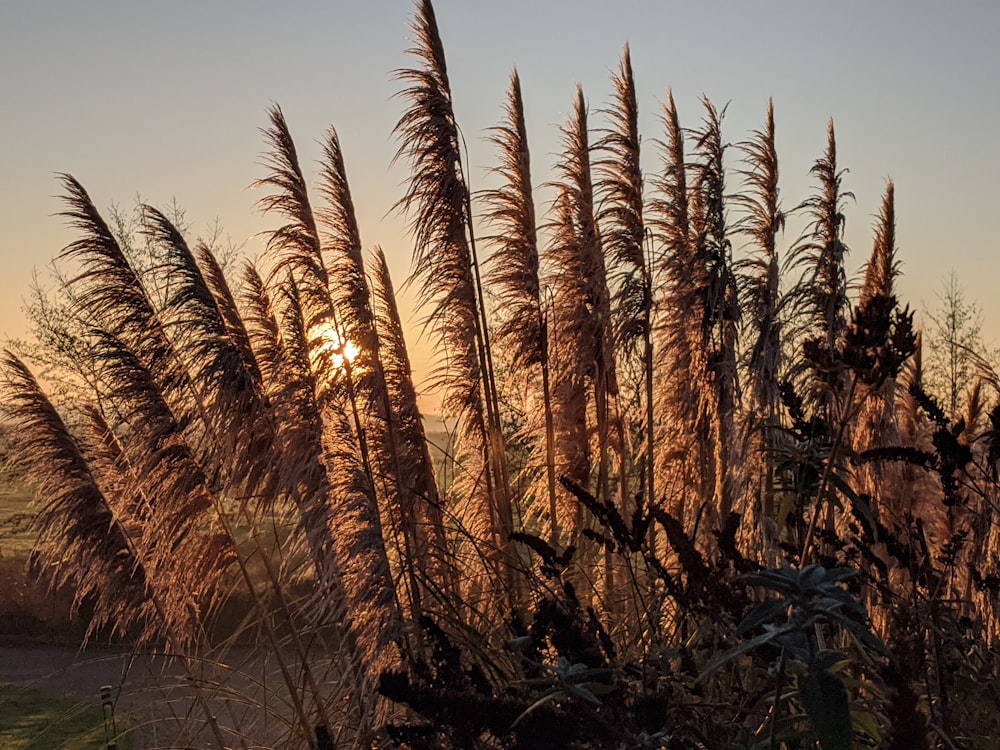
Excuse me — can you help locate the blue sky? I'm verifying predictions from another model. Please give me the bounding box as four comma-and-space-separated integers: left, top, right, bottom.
2, 1, 998, 406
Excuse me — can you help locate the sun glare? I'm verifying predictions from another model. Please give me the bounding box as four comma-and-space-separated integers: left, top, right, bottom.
312, 322, 360, 372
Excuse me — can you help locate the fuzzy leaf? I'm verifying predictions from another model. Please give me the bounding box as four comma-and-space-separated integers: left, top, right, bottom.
798, 563, 827, 591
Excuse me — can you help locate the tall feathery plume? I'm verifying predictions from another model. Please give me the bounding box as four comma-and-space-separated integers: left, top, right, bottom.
197, 244, 264, 392
736, 100, 784, 431
254, 106, 367, 444
256, 108, 362, 443
264, 274, 344, 590
480, 70, 559, 544
254, 109, 405, 671
393, 0, 513, 564
554, 85, 619, 509
85, 331, 236, 617
595, 46, 652, 508
734, 101, 785, 534
321, 384, 406, 680
648, 90, 699, 515
142, 207, 271, 491
56, 175, 195, 429
369, 247, 453, 594
855, 182, 904, 507
789, 122, 856, 558
241, 263, 285, 400
196, 245, 280, 499
546, 193, 594, 536
860, 181, 898, 307
254, 106, 333, 339
316, 126, 374, 357
0, 352, 156, 642
316, 126, 432, 618
93, 320, 336, 744
315, 127, 386, 421
547, 85, 627, 603
690, 97, 741, 526
792, 120, 854, 409
143, 206, 258, 398
0, 361, 235, 746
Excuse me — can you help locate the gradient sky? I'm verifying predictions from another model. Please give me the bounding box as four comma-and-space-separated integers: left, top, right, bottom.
2, 1, 998, 410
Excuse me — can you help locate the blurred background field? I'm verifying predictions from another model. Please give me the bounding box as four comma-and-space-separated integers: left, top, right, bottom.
0, 481, 34, 560
0, 682, 118, 750
0, 470, 87, 643
0, 422, 456, 645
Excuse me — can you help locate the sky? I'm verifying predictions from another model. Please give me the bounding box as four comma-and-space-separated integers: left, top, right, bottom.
2, 1, 999, 412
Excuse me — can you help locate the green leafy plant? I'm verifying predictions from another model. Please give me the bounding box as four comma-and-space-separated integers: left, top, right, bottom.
702, 564, 886, 749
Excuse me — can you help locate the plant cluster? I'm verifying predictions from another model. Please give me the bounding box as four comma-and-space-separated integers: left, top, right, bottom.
4, 1, 1000, 748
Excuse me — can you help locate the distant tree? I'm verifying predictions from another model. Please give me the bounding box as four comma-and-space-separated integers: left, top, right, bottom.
13, 201, 238, 404
923, 270, 994, 416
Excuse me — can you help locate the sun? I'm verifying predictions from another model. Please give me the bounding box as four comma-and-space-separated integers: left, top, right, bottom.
311, 321, 360, 372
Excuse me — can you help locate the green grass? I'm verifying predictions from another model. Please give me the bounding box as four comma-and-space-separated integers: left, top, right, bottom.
0, 683, 130, 750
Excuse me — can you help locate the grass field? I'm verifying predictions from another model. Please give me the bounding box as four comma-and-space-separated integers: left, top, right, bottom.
0, 479, 81, 641
0, 482, 35, 559
0, 682, 129, 750
424, 428, 456, 491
